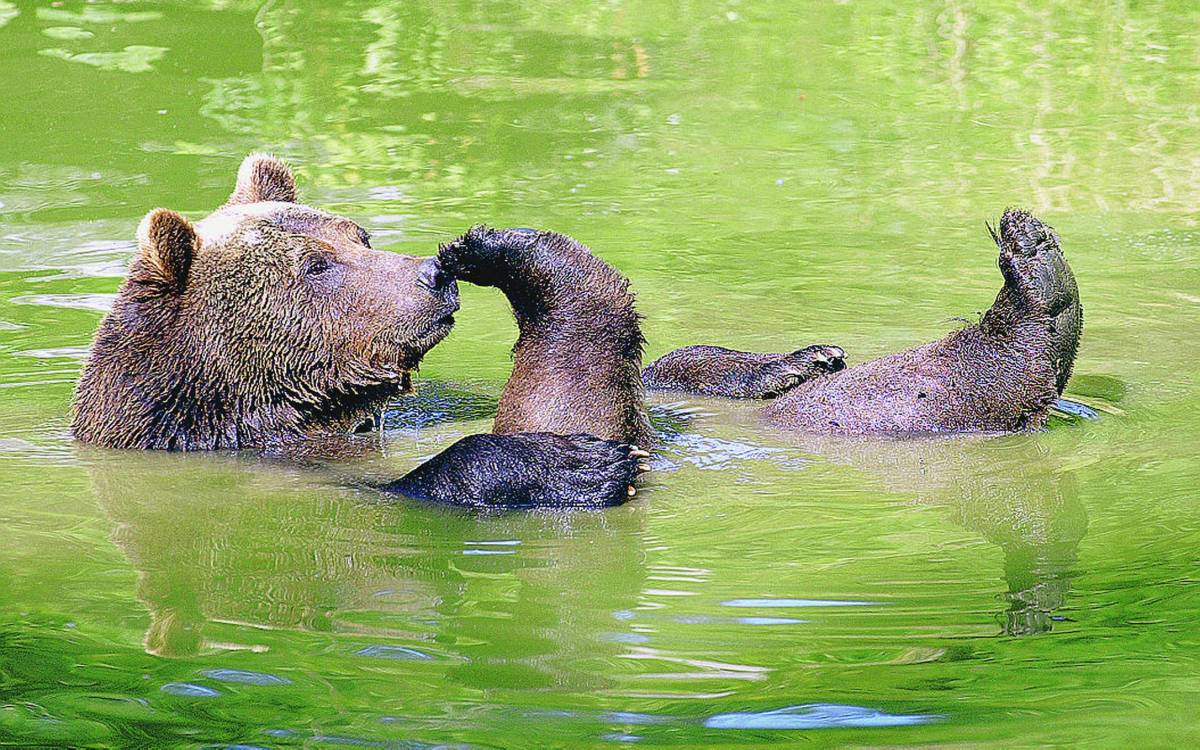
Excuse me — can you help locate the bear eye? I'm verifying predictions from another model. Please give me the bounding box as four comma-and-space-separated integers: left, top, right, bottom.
302, 253, 335, 277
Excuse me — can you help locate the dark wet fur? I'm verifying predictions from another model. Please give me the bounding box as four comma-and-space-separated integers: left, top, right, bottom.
383, 432, 646, 508
642, 344, 845, 399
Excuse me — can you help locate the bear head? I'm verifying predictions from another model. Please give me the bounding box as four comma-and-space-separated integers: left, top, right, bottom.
72, 154, 459, 450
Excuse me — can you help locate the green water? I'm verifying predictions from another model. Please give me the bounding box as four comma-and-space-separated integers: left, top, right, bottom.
2, 1, 1199, 747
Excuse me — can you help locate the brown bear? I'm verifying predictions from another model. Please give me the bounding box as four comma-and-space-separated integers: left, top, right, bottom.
437, 226, 656, 447
641, 209, 1082, 434
72, 154, 647, 507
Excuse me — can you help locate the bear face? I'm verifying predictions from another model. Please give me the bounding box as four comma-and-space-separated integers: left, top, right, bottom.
72, 154, 459, 450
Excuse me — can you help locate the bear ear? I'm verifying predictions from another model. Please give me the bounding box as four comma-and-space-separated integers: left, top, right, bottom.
227, 152, 297, 205
136, 208, 198, 291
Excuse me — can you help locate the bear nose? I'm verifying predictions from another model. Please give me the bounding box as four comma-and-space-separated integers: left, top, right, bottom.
417, 257, 448, 291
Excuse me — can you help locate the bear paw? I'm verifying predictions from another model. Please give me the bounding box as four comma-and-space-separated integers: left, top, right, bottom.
382, 432, 650, 508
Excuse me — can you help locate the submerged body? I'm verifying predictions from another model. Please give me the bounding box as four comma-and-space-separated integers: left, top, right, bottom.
642, 344, 845, 399
763, 209, 1081, 434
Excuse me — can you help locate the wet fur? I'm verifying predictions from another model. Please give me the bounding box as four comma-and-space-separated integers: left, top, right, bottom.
439, 227, 654, 446
385, 432, 647, 508
72, 155, 459, 450
642, 344, 845, 398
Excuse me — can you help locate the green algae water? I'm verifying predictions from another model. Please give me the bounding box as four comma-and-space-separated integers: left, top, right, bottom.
2, 1, 1199, 746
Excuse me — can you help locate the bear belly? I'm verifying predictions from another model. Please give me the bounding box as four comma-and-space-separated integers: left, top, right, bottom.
762, 340, 1058, 435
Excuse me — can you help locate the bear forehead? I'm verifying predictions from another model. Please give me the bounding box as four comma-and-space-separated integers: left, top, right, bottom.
193, 201, 363, 249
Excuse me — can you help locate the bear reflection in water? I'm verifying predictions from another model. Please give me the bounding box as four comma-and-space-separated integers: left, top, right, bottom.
782, 432, 1086, 636
89, 450, 651, 694
91, 429, 1081, 688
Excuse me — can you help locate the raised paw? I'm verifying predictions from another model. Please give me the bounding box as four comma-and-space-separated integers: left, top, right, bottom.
989, 208, 1077, 316
437, 225, 554, 288
985, 209, 1082, 393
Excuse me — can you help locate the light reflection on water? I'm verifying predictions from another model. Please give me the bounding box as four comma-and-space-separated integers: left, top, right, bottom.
0, 0, 1198, 747
705, 703, 940, 730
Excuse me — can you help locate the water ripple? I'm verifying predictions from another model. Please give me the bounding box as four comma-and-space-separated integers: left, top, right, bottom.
721, 598, 882, 608
199, 669, 292, 686
354, 645, 434, 661
160, 682, 221, 698
705, 703, 939, 729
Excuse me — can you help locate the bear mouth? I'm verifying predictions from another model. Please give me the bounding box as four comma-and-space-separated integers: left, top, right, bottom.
405, 311, 457, 359
423, 311, 457, 341
375, 306, 458, 391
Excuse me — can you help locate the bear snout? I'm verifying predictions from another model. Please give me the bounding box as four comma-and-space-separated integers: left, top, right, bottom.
417, 257, 452, 292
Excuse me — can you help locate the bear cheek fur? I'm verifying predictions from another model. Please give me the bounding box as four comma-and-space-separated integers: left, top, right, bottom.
187, 231, 441, 432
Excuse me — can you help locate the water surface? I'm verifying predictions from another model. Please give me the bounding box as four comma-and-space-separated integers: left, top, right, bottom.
2, 2, 1199, 747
